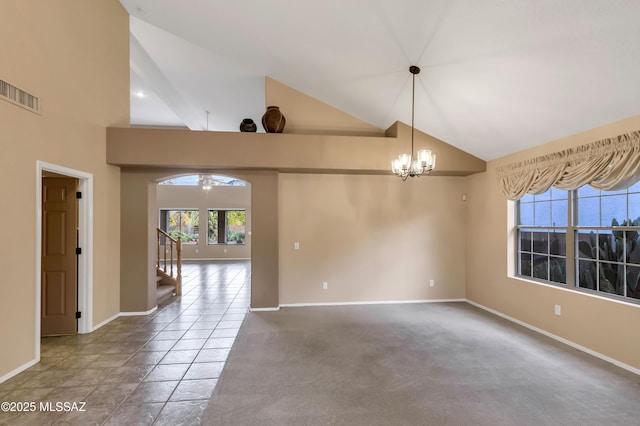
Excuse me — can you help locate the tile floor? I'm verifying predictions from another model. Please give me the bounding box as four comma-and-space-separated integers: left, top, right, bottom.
0, 260, 250, 426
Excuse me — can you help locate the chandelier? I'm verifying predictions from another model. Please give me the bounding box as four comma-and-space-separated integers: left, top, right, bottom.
391, 66, 436, 180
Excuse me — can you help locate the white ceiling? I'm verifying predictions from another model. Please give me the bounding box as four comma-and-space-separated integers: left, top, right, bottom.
120, 0, 640, 161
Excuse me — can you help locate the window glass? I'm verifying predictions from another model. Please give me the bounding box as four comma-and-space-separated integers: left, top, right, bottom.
160, 209, 199, 244
520, 193, 534, 203
532, 255, 548, 280
519, 203, 534, 226
601, 194, 626, 226
534, 191, 551, 201
551, 200, 568, 226
226, 210, 246, 244
550, 231, 566, 256
208, 210, 219, 244
534, 201, 551, 226
208, 209, 246, 245
629, 181, 640, 193
577, 197, 599, 226
532, 231, 549, 254
550, 187, 568, 200
520, 230, 532, 252
159, 174, 246, 186
578, 185, 600, 197
627, 265, 640, 299
629, 193, 640, 221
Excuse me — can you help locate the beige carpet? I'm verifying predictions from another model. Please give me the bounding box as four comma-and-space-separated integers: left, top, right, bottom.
204, 302, 640, 425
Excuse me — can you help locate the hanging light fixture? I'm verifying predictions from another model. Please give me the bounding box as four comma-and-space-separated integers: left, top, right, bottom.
391, 66, 436, 180
199, 175, 213, 190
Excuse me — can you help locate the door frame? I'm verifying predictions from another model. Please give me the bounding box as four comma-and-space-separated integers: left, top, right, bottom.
35, 161, 93, 352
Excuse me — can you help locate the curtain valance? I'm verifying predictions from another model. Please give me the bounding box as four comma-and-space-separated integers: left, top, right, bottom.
496, 131, 640, 200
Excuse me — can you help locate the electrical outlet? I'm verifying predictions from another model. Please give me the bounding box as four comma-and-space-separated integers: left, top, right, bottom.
429, 279, 435, 287
224, 248, 227, 253
294, 242, 300, 250
554, 305, 561, 316
322, 282, 328, 290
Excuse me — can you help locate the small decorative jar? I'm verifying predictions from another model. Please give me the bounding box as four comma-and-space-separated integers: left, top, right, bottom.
239, 118, 257, 132
261, 106, 286, 133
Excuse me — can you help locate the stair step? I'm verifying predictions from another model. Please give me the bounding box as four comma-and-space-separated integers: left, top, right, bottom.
156, 284, 175, 302
156, 275, 163, 283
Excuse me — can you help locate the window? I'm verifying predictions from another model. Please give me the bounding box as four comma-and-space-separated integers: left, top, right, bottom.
159, 174, 246, 186
159, 209, 199, 244
516, 182, 640, 302
517, 188, 568, 284
208, 210, 246, 245
575, 183, 640, 299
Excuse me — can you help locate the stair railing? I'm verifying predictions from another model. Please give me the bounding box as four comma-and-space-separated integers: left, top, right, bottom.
156, 228, 182, 296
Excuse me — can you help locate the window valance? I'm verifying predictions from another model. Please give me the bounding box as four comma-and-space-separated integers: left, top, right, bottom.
496, 131, 640, 200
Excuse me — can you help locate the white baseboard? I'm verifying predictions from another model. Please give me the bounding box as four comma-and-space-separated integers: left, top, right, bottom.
182, 258, 251, 262
90, 312, 121, 332
0, 359, 39, 384
119, 306, 158, 317
466, 299, 640, 376
91, 306, 158, 332
250, 306, 280, 312
280, 298, 466, 308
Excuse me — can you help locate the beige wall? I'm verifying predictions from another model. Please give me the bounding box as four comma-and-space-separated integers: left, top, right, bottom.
265, 77, 385, 137
157, 182, 252, 259
466, 114, 640, 371
0, 0, 128, 377
279, 173, 467, 304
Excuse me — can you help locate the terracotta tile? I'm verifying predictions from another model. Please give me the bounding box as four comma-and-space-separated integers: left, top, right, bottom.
0, 387, 54, 402
55, 355, 101, 370
59, 368, 110, 387
202, 337, 236, 349
41, 385, 95, 403
139, 340, 176, 352
125, 351, 168, 366
194, 348, 230, 363
91, 353, 132, 368
181, 329, 212, 339
84, 383, 137, 407
211, 328, 239, 338
154, 400, 208, 426
215, 320, 243, 329
169, 379, 217, 401
159, 350, 199, 365
171, 339, 206, 351
124, 381, 179, 404
21, 371, 77, 389
154, 330, 186, 340
56, 404, 116, 426
99, 365, 155, 384
162, 322, 193, 331
183, 362, 225, 380
144, 364, 190, 382
189, 321, 218, 330
103, 402, 163, 426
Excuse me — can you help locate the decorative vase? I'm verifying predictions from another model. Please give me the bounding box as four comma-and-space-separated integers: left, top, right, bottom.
261, 106, 286, 133
239, 118, 257, 132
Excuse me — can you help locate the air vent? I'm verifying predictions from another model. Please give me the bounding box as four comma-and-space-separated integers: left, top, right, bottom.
0, 78, 40, 114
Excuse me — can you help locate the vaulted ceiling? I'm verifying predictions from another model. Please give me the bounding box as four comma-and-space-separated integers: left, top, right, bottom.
119, 0, 640, 161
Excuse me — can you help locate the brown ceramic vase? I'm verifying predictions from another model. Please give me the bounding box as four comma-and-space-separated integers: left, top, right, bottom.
261, 106, 286, 133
